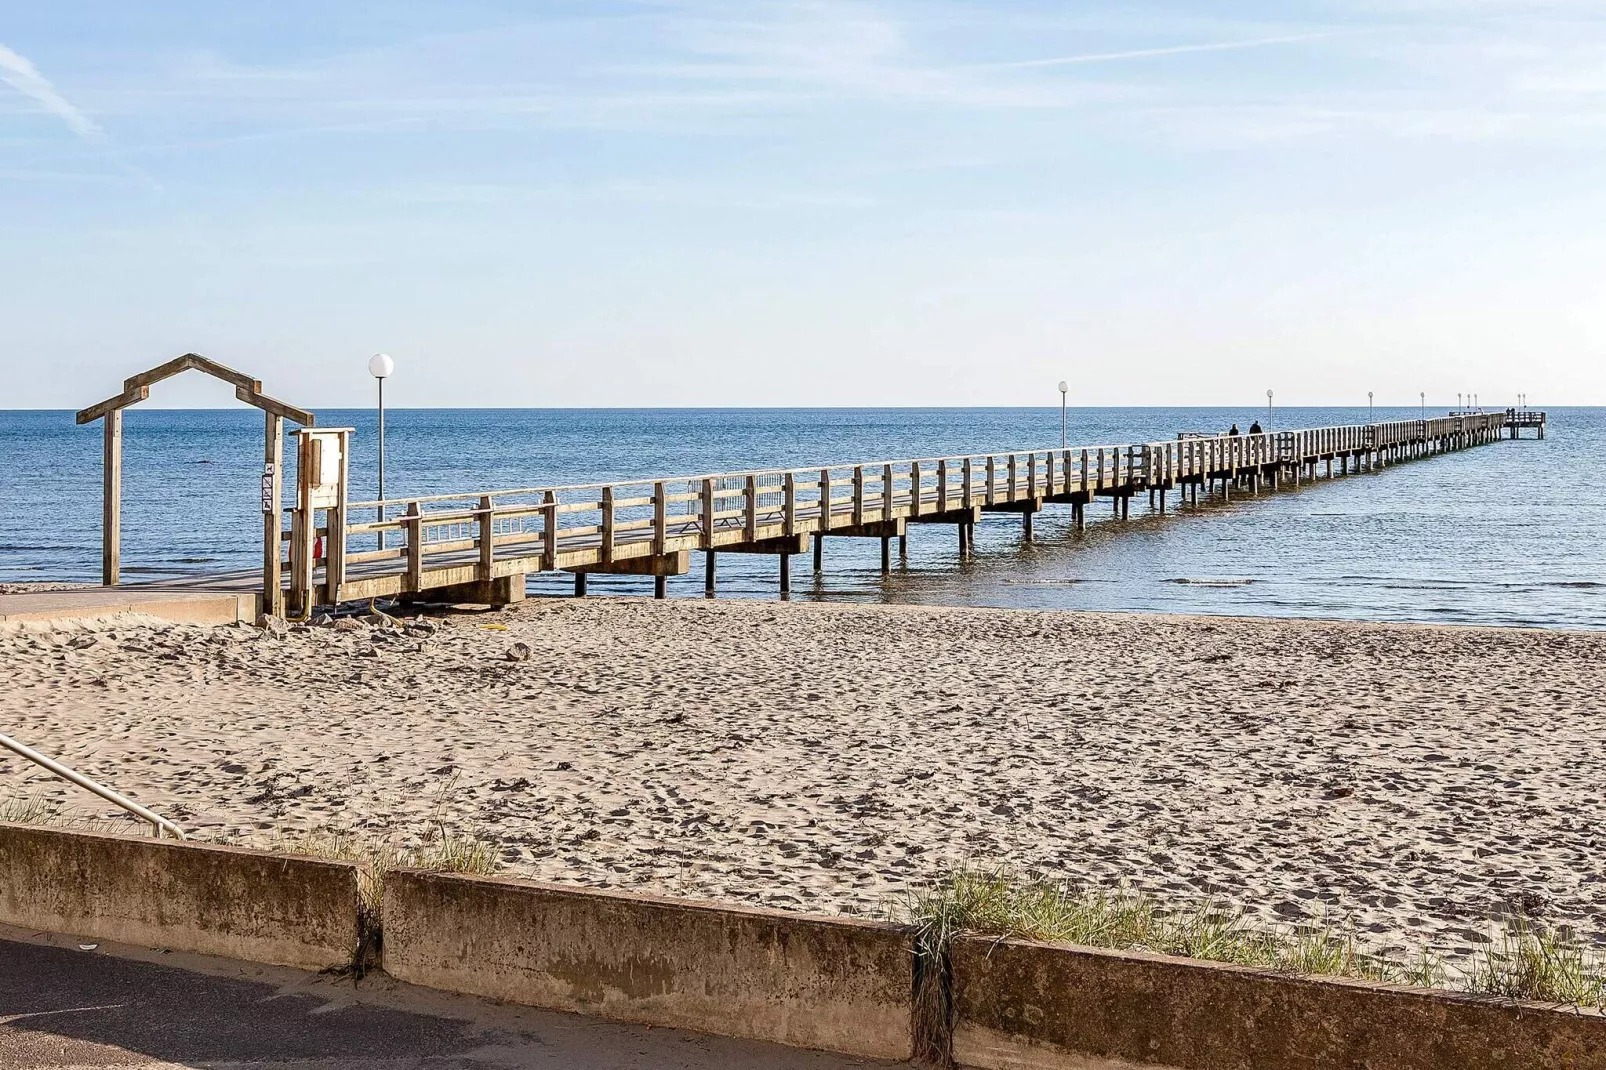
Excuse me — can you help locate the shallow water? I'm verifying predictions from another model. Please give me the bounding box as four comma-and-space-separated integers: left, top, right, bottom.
2, 406, 1597, 628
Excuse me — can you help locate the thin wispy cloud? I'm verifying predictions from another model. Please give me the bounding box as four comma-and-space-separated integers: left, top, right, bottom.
989, 30, 1359, 70
0, 42, 102, 141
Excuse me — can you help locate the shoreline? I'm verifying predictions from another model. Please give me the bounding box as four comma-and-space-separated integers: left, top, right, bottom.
4, 597, 1603, 963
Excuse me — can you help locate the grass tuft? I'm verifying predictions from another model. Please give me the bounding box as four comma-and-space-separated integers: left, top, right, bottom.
900, 867, 1606, 1012
903, 868, 1395, 983
0, 794, 135, 835
275, 822, 498, 918
1467, 916, 1606, 1007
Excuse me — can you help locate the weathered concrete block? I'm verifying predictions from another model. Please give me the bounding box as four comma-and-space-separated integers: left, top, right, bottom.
952, 935, 1606, 1070
382, 870, 913, 1059
0, 823, 360, 972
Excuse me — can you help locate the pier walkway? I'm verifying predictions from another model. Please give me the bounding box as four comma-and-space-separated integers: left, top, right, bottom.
284, 411, 1514, 612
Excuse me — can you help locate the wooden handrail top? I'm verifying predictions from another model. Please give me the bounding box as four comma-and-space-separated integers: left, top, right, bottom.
337, 415, 1509, 515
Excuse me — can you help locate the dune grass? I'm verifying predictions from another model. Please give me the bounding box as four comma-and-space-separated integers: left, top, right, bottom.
902, 868, 1606, 1010
274, 822, 499, 918
0, 794, 133, 835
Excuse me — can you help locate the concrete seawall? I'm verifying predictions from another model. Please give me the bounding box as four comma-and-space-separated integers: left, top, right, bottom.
0, 823, 359, 972
951, 934, 1606, 1070
7, 822, 1603, 1067
382, 868, 914, 1060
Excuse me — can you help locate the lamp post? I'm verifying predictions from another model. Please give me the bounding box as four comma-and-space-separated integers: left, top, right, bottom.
1368, 391, 1373, 423
1057, 380, 1068, 449
369, 353, 395, 548
1266, 389, 1273, 428
1457, 393, 1463, 411
1420, 391, 1425, 419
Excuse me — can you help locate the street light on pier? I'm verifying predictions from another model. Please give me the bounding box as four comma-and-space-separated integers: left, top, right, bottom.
1368, 391, 1373, 423
1266, 389, 1273, 427
369, 352, 395, 549
1057, 380, 1068, 449
1420, 391, 1425, 419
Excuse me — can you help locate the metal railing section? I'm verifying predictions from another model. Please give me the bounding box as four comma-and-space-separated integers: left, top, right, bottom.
0, 731, 187, 839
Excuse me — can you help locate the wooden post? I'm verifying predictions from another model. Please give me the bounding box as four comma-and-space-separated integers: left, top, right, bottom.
654, 574, 667, 599
543, 490, 559, 571
936, 460, 948, 512
1022, 509, 1033, 542
881, 463, 894, 521
574, 572, 587, 597
699, 479, 713, 550
706, 551, 717, 596
779, 553, 791, 596
818, 469, 832, 533
653, 481, 667, 556
261, 413, 283, 617
880, 536, 891, 574
602, 486, 616, 564
909, 461, 922, 518
813, 533, 824, 572
477, 495, 495, 580
102, 410, 122, 586
783, 472, 796, 536
853, 466, 865, 525
962, 457, 973, 506
405, 501, 424, 593
744, 475, 757, 541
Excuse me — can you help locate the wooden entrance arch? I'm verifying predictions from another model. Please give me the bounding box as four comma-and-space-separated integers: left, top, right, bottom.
76, 354, 316, 617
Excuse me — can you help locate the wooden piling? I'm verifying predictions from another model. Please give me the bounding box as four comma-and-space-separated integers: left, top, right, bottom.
102, 411, 122, 586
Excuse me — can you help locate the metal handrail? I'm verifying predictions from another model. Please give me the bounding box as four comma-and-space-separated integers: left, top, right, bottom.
0, 732, 187, 839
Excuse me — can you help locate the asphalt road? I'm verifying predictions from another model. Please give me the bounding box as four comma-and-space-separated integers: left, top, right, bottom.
0, 933, 898, 1069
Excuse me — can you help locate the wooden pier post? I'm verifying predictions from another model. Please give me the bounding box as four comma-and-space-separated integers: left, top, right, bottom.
705, 551, 717, 596
102, 410, 122, 586
779, 552, 791, 596
881, 536, 891, 574
654, 575, 667, 599
813, 533, 824, 572
261, 412, 283, 617
574, 572, 587, 597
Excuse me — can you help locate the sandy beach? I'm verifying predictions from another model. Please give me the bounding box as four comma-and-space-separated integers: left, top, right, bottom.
3, 598, 1603, 963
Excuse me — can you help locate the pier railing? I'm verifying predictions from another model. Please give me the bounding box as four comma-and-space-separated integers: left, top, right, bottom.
284, 411, 1509, 607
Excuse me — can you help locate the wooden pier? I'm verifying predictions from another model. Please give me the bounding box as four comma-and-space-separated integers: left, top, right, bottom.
67, 358, 1534, 617
283, 410, 1516, 613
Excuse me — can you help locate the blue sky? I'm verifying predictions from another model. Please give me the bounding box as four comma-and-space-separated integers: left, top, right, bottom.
3, 1, 1603, 408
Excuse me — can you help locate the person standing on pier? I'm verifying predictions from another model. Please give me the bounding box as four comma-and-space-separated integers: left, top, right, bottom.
1249, 420, 1263, 435
1228, 424, 1241, 436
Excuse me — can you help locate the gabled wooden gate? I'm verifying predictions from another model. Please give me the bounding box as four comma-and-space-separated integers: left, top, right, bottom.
76, 353, 316, 618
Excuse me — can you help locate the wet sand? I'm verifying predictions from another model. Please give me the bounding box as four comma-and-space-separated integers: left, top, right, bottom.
3, 598, 1603, 962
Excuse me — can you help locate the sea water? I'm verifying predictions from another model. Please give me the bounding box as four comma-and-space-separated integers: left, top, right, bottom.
1, 406, 1599, 629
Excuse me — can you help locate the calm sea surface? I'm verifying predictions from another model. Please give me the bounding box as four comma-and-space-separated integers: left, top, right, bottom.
1, 406, 1599, 629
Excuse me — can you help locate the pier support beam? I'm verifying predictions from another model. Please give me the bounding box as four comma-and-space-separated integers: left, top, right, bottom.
881, 536, 891, 574
813, 534, 824, 572
568, 550, 690, 601
574, 572, 587, 597
414, 573, 528, 608
779, 552, 791, 596
705, 551, 716, 596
